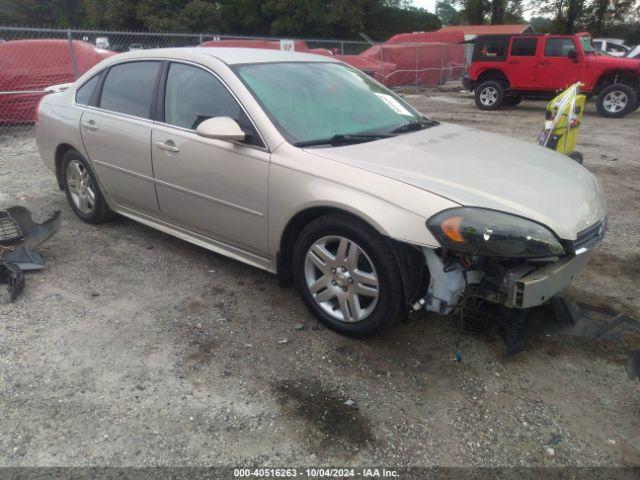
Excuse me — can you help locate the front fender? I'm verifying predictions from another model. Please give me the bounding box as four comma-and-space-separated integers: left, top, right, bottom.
268, 151, 459, 257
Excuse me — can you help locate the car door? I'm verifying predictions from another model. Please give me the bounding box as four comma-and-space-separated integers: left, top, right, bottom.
80, 60, 161, 214
538, 37, 582, 89
506, 36, 540, 89
151, 61, 270, 255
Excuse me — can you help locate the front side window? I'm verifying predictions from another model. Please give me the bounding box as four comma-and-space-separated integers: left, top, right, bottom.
100, 61, 160, 118
75, 73, 100, 105
164, 62, 262, 147
164, 63, 240, 130
607, 43, 627, 54
236, 62, 423, 145
510, 37, 538, 56
545, 38, 577, 57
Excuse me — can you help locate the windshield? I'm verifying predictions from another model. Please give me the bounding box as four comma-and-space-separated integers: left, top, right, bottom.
235, 62, 424, 145
579, 35, 596, 53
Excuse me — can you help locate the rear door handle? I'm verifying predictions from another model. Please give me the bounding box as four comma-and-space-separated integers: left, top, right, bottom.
81, 120, 97, 131
539, 60, 551, 66
155, 140, 180, 153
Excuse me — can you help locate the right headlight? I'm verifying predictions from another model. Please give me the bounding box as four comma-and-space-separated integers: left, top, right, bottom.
427, 207, 565, 258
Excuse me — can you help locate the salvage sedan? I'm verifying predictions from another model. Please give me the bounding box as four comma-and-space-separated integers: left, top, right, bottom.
35, 48, 606, 335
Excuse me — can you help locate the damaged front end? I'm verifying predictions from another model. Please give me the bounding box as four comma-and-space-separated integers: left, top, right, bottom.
411, 208, 607, 354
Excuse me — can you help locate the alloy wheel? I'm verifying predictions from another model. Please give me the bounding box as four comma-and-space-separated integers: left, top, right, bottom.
66, 160, 96, 214
304, 235, 379, 323
603, 90, 628, 113
479, 86, 499, 106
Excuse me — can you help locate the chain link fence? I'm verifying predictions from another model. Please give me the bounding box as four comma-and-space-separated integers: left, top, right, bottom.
0, 26, 468, 138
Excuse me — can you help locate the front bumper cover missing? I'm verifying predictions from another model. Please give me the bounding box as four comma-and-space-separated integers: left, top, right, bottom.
506, 251, 593, 309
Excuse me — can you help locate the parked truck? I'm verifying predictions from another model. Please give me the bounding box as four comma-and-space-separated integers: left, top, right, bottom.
463, 33, 640, 118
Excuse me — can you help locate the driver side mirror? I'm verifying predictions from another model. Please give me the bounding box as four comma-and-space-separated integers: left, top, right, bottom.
196, 117, 245, 142
568, 49, 579, 61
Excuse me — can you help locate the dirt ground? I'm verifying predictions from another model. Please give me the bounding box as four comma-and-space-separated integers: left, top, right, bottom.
0, 85, 638, 468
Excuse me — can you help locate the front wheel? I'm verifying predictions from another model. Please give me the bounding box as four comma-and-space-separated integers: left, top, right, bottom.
596, 84, 638, 118
474, 80, 505, 110
292, 214, 403, 336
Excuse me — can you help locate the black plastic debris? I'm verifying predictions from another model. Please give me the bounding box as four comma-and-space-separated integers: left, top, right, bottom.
3, 206, 60, 247
2, 246, 45, 271
627, 350, 640, 381
0, 262, 24, 301
0, 207, 61, 301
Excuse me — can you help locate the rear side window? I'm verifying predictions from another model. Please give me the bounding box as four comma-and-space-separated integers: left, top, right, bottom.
510, 38, 538, 56
75, 74, 100, 105
474, 37, 509, 61
100, 61, 160, 118
545, 38, 576, 57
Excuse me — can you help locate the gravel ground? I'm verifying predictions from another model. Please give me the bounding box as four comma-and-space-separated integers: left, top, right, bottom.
0, 85, 638, 467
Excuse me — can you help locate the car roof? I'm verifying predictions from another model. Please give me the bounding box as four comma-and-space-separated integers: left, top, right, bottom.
109, 47, 338, 65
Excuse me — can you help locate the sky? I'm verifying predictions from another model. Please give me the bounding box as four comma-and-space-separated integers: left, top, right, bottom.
411, 0, 438, 13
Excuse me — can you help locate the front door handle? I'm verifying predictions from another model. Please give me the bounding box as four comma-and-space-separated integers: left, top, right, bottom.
155, 140, 180, 153
539, 60, 551, 66
81, 120, 98, 131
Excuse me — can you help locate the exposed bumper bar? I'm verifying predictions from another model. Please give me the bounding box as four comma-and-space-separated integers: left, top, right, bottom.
506, 251, 592, 309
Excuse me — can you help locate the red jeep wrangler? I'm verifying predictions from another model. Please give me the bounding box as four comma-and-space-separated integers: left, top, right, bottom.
463, 33, 640, 117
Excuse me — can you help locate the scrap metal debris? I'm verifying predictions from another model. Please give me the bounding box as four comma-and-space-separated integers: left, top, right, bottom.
0, 206, 60, 302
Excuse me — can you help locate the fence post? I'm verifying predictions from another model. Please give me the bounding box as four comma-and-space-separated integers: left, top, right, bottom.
340, 41, 344, 55
415, 45, 419, 91
67, 28, 79, 80
199, 33, 203, 45
439, 44, 445, 85
380, 44, 385, 85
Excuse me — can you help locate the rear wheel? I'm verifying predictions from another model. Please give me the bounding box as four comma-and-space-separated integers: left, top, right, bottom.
475, 80, 505, 110
61, 149, 115, 224
596, 84, 637, 118
292, 214, 403, 336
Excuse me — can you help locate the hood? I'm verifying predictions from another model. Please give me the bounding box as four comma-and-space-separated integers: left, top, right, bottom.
586, 54, 640, 69
304, 123, 606, 240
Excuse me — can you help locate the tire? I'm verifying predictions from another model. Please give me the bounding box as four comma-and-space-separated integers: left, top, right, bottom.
503, 94, 523, 107
61, 149, 115, 224
292, 213, 403, 336
474, 80, 505, 110
596, 84, 637, 118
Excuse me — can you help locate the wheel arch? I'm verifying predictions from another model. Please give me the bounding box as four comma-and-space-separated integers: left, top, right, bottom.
594, 69, 640, 95
276, 206, 428, 310
54, 143, 78, 190
477, 68, 511, 87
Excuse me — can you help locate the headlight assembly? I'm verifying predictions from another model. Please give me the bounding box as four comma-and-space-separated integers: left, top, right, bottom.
427, 207, 564, 258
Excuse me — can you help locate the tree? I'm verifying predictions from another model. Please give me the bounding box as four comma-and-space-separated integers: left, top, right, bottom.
490, 0, 507, 24
366, 4, 441, 40
530, 16, 553, 32
504, 0, 524, 23
436, 0, 462, 25
583, 0, 636, 35
104, 0, 143, 29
